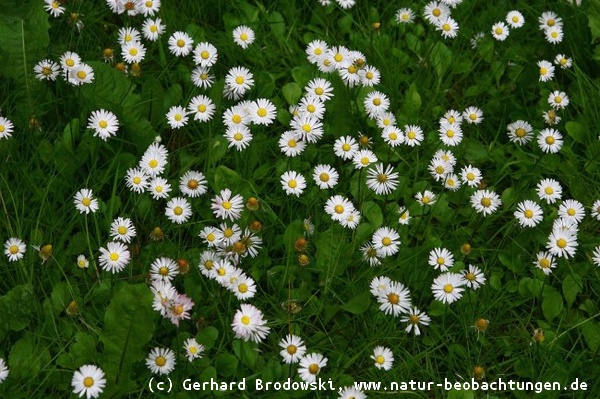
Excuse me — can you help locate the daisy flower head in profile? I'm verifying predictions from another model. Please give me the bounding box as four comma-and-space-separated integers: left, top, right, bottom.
74, 188, 99, 214
211, 188, 244, 221
168, 31, 194, 57
372, 226, 400, 257
554, 54, 573, 69
146, 347, 176, 375
533, 251, 556, 275
225, 66, 254, 98
377, 280, 411, 316
471, 189, 502, 216
537, 178, 562, 204
4, 237, 26, 262
71, 364, 106, 399
280, 170, 306, 197
232, 25, 255, 49
371, 346, 394, 371
231, 303, 270, 343
370, 275, 392, 297
279, 334, 307, 364
548, 90, 569, 110
514, 200, 543, 228
298, 353, 328, 383
437, 16, 459, 39
506, 10, 525, 28
179, 170, 207, 198
366, 163, 400, 195
183, 338, 204, 362
34, 59, 60, 81
99, 241, 130, 273
507, 120, 533, 145
400, 307, 431, 336
313, 164, 339, 189
553, 217, 578, 236
537, 128, 563, 154
45, 0, 65, 17
491, 21, 510, 41
87, 109, 119, 141
336, 0, 356, 9
110, 217, 136, 243
558, 199, 585, 224
0, 116, 14, 140
165, 197, 192, 224
428, 247, 454, 272
166, 105, 189, 129
142, 18, 165, 41
462, 264, 486, 290
395, 8, 415, 24
538, 60, 555, 82
432, 272, 465, 304
415, 190, 436, 206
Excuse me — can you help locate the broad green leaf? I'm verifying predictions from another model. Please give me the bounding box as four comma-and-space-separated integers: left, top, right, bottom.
581, 320, 600, 352
282, 82, 302, 105
213, 165, 241, 191
518, 277, 543, 298
542, 289, 563, 322
8, 334, 49, 379
314, 227, 353, 276
214, 353, 239, 377
565, 121, 586, 144
430, 42, 452, 80
447, 389, 474, 399
341, 290, 371, 315
562, 274, 582, 308
0, 284, 35, 340
197, 326, 219, 350
232, 340, 258, 370
56, 332, 99, 369
402, 83, 422, 116
361, 201, 383, 228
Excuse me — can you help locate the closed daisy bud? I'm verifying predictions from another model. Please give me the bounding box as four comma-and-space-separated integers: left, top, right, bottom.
298, 254, 310, 266
66, 300, 79, 316
473, 365, 485, 380
246, 197, 260, 211
474, 318, 490, 332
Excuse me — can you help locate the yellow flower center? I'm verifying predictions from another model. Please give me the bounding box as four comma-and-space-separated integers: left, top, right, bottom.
287, 345, 297, 355
173, 304, 184, 315
257, 108, 267, 117
315, 87, 324, 95
443, 284, 454, 293
382, 237, 392, 246
314, 48, 323, 55
235, 76, 245, 85
407, 131, 416, 140
540, 67, 547, 75
82, 197, 91, 206
204, 260, 214, 269
198, 104, 207, 113
465, 272, 476, 281
334, 205, 344, 214
433, 8, 441, 17
240, 33, 248, 41
567, 208, 576, 216
287, 139, 297, 148
146, 0, 153, 6
387, 293, 400, 304
435, 166, 445, 174
554, 96, 562, 104
437, 257, 445, 265
515, 128, 526, 137
241, 315, 251, 325
109, 253, 119, 261
148, 159, 158, 168
348, 65, 357, 73
174, 114, 183, 122
547, 19, 555, 27
83, 377, 94, 388
376, 355, 385, 364
307, 104, 316, 113
238, 283, 248, 293
481, 197, 492, 207
133, 177, 141, 184
545, 136, 555, 145
99, 120, 108, 129
173, 206, 183, 215
366, 71, 374, 79
189, 346, 197, 354
409, 314, 420, 324
155, 186, 163, 193
377, 173, 388, 183
42, 66, 52, 75
334, 53, 343, 62
442, 23, 451, 32
373, 98, 381, 106
223, 228, 234, 238
155, 356, 166, 366
231, 132, 242, 141
308, 364, 320, 375
389, 132, 397, 140
544, 187, 554, 195
76, 70, 87, 79
360, 157, 370, 165
118, 226, 127, 235
129, 48, 138, 56
539, 258, 550, 268
177, 39, 185, 47
512, 16, 519, 23
422, 196, 430, 204
150, 25, 158, 33
288, 180, 297, 188
9, 245, 19, 254
342, 143, 351, 151
201, 50, 209, 59
556, 238, 567, 248
466, 172, 475, 181
495, 28, 503, 35
66, 59, 75, 67
232, 114, 242, 124
446, 130, 455, 138
222, 201, 232, 210
319, 173, 330, 182
524, 209, 534, 218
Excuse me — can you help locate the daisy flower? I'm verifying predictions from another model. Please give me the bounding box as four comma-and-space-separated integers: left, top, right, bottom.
179, 170, 207, 198
442, 109, 463, 125
506, 10, 525, 28
377, 281, 411, 316
279, 131, 306, 157
545, 26, 563, 44
232, 25, 255, 48
142, 18, 165, 41
44, 0, 65, 17
225, 66, 254, 97
533, 251, 556, 275
491, 22, 510, 41
193, 42, 218, 67
361, 243, 382, 266
395, 8, 415, 24
229, 272, 257, 300
75, 254, 89, 269
371, 346, 394, 371
339, 63, 361, 87
279, 334, 307, 364
146, 347, 176, 375
298, 353, 327, 383
291, 113, 324, 143
183, 338, 204, 362
415, 190, 436, 206
339, 387, 366, 399
336, 0, 355, 9
537, 128, 563, 153
87, 109, 119, 141
366, 164, 399, 195
166, 293, 194, 326
372, 227, 400, 257
313, 164, 339, 189
211, 188, 244, 221
149, 257, 178, 282
537, 178, 562, 204
539, 11, 563, 30
437, 16, 459, 39
225, 125, 253, 151
125, 167, 150, 193
444, 173, 461, 191
370, 276, 392, 297
168, 31, 194, 57
470, 189, 502, 216
591, 199, 600, 221
538, 60, 555, 82
400, 307, 431, 336
352, 149, 378, 169
99, 241, 130, 273
140, 143, 168, 177
429, 157, 452, 182
148, 176, 171, 199
398, 206, 411, 225
166, 105, 189, 129
428, 247, 454, 272
138, 0, 160, 16
554, 54, 572, 69
462, 264, 486, 289
364, 91, 390, 118
591, 246, 600, 268
404, 124, 424, 146
4, 237, 26, 262
298, 95, 326, 120
542, 109, 561, 126
438, 122, 463, 146
460, 165, 482, 187
60, 51, 81, 71
188, 95, 215, 122
71, 365, 106, 399
463, 106, 483, 124
222, 105, 249, 128
122, 40, 146, 64
231, 304, 270, 343
548, 91, 569, 110
191, 66, 214, 89
34, 59, 60, 81
470, 31, 485, 49
333, 135, 359, 160
432, 272, 465, 304
305, 78, 334, 101
423, 1, 450, 25
547, 229, 578, 258
110, 217, 136, 243
165, 197, 192, 224
281, 171, 306, 197
0, 357, 8, 383
248, 98, 276, 125
306, 39, 329, 64
74, 189, 99, 214
558, 199, 585, 224
327, 45, 350, 70
376, 112, 396, 129
514, 200, 543, 228
67, 64, 94, 86
0, 116, 14, 140
381, 125, 404, 147
325, 195, 355, 222
359, 65, 381, 86
507, 120, 533, 144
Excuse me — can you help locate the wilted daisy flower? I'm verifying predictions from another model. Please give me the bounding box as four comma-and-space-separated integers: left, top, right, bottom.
225, 66, 254, 97
146, 347, 176, 375
533, 251, 556, 275
165, 197, 192, 224
462, 264, 486, 289
506, 10, 525, 28
378, 281, 411, 316
193, 42, 218, 67
183, 338, 204, 362
537, 178, 562, 204
71, 365, 106, 399
415, 190, 436, 206
211, 188, 244, 221
364, 91, 390, 118
371, 346, 394, 371
110, 217, 136, 243
306, 78, 334, 101
87, 109, 119, 141
548, 91, 569, 110
279, 334, 307, 364
99, 241, 130, 273
140, 143, 168, 177
325, 195, 355, 222
232, 25, 255, 48
437, 16, 459, 39
395, 8, 415, 24
547, 229, 578, 258
429, 247, 454, 272
168, 31, 193, 57
34, 59, 60, 81
423, 1, 450, 25
4, 237, 26, 262
366, 164, 399, 195
507, 120, 533, 144
361, 243, 382, 266
404, 124, 424, 146
554, 54, 572, 69
279, 131, 306, 157
333, 135, 359, 160
74, 189, 99, 214
545, 26, 563, 44
400, 307, 431, 336
537, 128, 563, 154
298, 353, 327, 383
591, 199, 600, 221
142, 18, 165, 41
514, 200, 543, 228
232, 304, 270, 343
542, 109, 561, 126
558, 199, 585, 224
538, 60, 555, 82
67, 64, 95, 86
0, 116, 14, 140
491, 22, 509, 41
313, 164, 339, 189
281, 171, 306, 197
372, 227, 400, 257
432, 272, 465, 304
471, 189, 502, 216
45, 0, 65, 17
166, 105, 189, 129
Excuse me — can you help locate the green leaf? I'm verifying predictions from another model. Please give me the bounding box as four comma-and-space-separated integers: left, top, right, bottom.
282, 82, 302, 105
100, 283, 156, 392
213, 165, 241, 191
0, 284, 35, 340
361, 201, 383, 228
232, 340, 258, 370
341, 290, 371, 315
447, 389, 474, 399
402, 83, 422, 116
214, 353, 238, 377
581, 320, 600, 352
429, 42, 452, 80
565, 121, 586, 144
314, 227, 353, 276
8, 334, 49, 379
197, 326, 219, 350
542, 289, 563, 322
562, 274, 582, 308
56, 332, 99, 369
